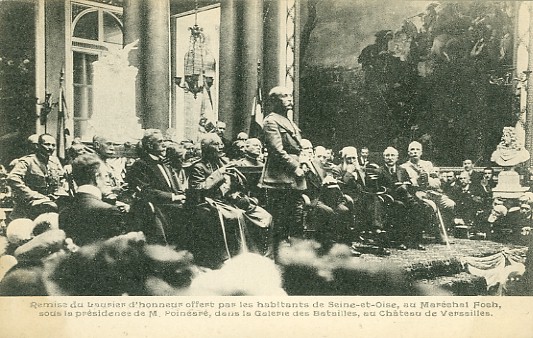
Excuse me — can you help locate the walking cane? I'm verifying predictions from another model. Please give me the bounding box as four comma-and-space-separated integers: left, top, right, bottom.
436, 206, 451, 249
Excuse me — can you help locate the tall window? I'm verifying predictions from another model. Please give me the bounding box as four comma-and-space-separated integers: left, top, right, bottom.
73, 51, 97, 137
71, 2, 123, 140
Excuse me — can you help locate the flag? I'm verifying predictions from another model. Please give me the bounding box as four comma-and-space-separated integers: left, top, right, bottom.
56, 67, 71, 160
200, 85, 217, 133
249, 85, 263, 138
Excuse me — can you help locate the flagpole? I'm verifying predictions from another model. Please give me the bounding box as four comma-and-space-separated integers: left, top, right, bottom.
57, 66, 66, 159
250, 60, 263, 138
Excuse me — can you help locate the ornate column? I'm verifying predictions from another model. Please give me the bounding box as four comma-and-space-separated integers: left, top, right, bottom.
123, 0, 170, 131
142, 0, 170, 130
218, 0, 239, 136
262, 0, 285, 104
262, 0, 299, 123
239, 0, 263, 135
287, 0, 300, 124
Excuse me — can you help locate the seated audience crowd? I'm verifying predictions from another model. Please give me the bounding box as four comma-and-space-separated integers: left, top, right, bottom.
1, 91, 532, 296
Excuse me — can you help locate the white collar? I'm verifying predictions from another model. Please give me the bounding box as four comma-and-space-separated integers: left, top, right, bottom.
77, 185, 103, 199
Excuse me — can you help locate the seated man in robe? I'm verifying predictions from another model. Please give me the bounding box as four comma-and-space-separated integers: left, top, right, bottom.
188, 133, 272, 268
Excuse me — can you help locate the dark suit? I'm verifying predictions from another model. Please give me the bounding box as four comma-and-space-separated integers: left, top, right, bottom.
331, 164, 366, 202
376, 165, 422, 244
305, 159, 351, 245
377, 165, 411, 194
59, 192, 126, 246
126, 156, 188, 247
358, 157, 369, 168
470, 180, 494, 209
332, 163, 391, 240
127, 156, 185, 205
466, 170, 483, 186
448, 184, 483, 223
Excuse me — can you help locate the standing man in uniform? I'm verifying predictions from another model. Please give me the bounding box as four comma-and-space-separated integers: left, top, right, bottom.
260, 86, 306, 258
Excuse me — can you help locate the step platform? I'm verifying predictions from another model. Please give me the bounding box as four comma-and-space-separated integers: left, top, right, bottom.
356, 237, 528, 295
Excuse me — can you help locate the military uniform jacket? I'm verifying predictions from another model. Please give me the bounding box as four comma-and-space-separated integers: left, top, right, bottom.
400, 159, 440, 189
7, 154, 65, 204
259, 112, 306, 190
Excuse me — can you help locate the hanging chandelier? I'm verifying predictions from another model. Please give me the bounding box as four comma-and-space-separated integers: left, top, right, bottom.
174, 3, 216, 99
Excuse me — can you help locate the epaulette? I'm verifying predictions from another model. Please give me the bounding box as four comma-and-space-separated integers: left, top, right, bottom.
15, 154, 35, 165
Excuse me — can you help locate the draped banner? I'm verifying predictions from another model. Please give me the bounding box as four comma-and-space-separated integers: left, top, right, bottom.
461, 248, 526, 295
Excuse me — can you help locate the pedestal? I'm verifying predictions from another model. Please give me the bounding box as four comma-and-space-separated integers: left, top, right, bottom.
492, 169, 529, 199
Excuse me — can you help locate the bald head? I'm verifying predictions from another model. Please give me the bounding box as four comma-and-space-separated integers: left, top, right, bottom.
200, 133, 224, 159
407, 141, 423, 160
93, 134, 116, 159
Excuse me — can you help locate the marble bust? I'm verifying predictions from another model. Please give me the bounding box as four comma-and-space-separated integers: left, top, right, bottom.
490, 127, 530, 167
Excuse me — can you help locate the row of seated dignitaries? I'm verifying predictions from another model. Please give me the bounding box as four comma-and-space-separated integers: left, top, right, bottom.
6, 86, 460, 267
124, 129, 272, 268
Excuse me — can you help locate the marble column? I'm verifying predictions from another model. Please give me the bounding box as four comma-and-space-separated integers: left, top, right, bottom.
123, 0, 170, 131
218, 0, 239, 137
262, 0, 285, 104
239, 0, 263, 135
143, 0, 170, 130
